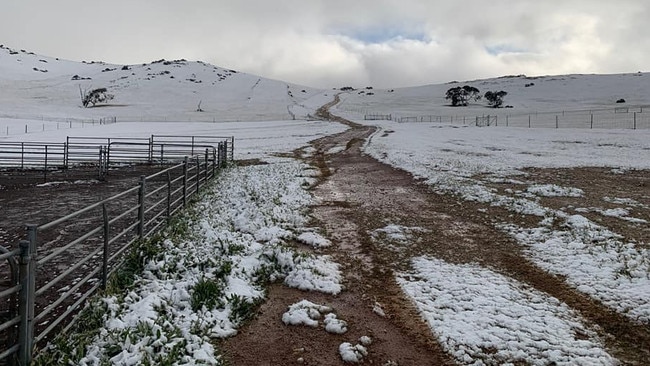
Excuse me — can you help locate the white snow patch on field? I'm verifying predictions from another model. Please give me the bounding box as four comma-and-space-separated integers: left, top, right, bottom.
353, 120, 650, 323
297, 231, 332, 248
398, 257, 617, 365
501, 215, 650, 323
527, 184, 584, 197
78, 161, 342, 364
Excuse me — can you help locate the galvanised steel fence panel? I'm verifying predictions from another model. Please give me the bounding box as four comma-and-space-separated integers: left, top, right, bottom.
0, 136, 233, 365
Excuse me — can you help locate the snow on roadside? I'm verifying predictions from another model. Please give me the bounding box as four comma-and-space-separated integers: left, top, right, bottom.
297, 231, 332, 248
359, 122, 650, 323
398, 257, 617, 365
77, 160, 342, 365
281, 299, 348, 334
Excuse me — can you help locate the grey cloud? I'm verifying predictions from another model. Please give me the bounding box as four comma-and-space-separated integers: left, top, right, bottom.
1, 0, 649, 88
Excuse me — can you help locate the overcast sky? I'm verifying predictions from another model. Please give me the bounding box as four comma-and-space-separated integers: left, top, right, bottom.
1, 1, 648, 88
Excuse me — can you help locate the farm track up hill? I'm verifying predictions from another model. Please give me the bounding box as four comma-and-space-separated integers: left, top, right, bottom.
222, 96, 650, 365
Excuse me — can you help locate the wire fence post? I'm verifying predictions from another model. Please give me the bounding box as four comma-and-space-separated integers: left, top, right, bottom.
43, 145, 48, 183
138, 176, 146, 239
64, 139, 69, 169
204, 149, 209, 183
148, 136, 153, 164
166, 171, 172, 222
591, 114, 594, 129
212, 148, 217, 178
230, 137, 234, 161
102, 204, 109, 289
182, 157, 188, 207
195, 156, 200, 194
634, 112, 637, 130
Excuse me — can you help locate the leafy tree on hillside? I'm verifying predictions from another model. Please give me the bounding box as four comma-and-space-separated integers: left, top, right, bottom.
484, 90, 508, 108
80, 87, 114, 107
445, 85, 481, 106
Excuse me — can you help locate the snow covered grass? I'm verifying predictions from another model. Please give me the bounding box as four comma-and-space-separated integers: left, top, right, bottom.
398, 257, 616, 365
36, 160, 342, 365
501, 215, 650, 324
350, 120, 650, 324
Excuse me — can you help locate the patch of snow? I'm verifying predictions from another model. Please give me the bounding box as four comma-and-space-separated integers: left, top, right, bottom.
338, 342, 368, 363
398, 257, 617, 365
358, 336, 372, 346
297, 231, 332, 248
323, 313, 348, 334
502, 215, 650, 323
527, 184, 584, 197
282, 300, 331, 327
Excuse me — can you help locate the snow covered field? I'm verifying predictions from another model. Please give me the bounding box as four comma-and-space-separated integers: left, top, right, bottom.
331, 98, 649, 363
4, 46, 650, 364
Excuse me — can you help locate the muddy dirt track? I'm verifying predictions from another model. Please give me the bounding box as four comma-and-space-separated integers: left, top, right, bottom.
222, 99, 650, 364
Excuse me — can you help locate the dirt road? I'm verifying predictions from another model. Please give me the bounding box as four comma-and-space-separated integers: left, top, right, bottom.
221, 98, 650, 365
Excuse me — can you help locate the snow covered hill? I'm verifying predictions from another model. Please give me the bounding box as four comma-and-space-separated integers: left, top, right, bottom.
3, 43, 650, 125
0, 45, 323, 122
336, 72, 650, 120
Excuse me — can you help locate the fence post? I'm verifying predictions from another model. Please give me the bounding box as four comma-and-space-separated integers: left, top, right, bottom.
528, 115, 531, 128
634, 112, 637, 130
166, 171, 172, 221
44, 145, 48, 183
17, 239, 33, 366
590, 114, 593, 129
19, 225, 37, 366
195, 156, 200, 194
64, 140, 69, 169
229, 139, 233, 163
182, 157, 188, 207
555, 115, 559, 129
138, 176, 146, 239
212, 148, 217, 177
102, 204, 109, 289
148, 136, 153, 164
204, 149, 209, 183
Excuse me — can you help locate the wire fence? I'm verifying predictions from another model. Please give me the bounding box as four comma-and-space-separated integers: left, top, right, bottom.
0, 116, 117, 136
357, 105, 650, 129
0, 139, 232, 365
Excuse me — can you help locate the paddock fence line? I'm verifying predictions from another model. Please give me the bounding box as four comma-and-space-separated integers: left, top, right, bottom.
363, 113, 392, 121
0, 116, 117, 136
0, 146, 230, 365
344, 104, 650, 129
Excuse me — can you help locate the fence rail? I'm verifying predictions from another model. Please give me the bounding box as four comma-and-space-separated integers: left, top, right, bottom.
0, 135, 235, 182
0, 146, 229, 364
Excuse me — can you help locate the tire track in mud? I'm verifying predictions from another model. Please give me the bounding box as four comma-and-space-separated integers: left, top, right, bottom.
222, 96, 650, 365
